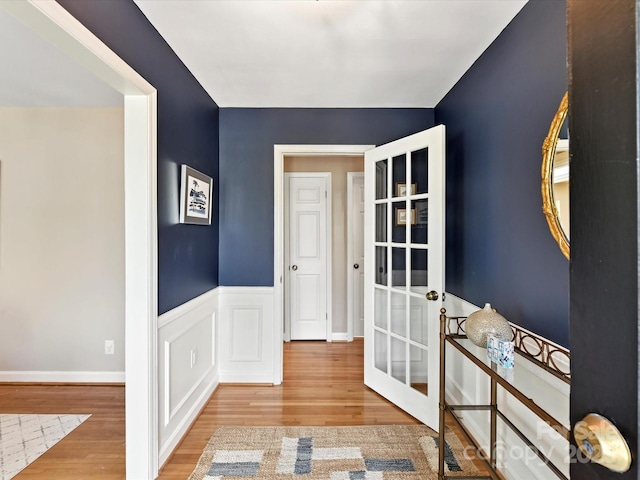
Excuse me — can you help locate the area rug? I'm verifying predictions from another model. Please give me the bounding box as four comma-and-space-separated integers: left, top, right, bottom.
189, 425, 480, 479
0, 414, 90, 480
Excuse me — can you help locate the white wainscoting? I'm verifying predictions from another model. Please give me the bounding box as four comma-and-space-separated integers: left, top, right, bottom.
158, 289, 219, 466
217, 287, 276, 383
443, 293, 570, 479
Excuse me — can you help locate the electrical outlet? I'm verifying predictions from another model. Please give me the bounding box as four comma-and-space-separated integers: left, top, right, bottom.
190, 348, 198, 368
105, 340, 115, 355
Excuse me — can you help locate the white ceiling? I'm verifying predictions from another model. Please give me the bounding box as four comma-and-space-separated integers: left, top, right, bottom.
134, 0, 527, 108
0, 7, 122, 107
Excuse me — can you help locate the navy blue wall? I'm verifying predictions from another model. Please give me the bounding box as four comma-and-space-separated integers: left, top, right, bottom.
219, 108, 434, 286
58, 0, 220, 314
435, 0, 568, 346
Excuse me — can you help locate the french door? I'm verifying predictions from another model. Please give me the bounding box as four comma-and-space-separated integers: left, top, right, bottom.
364, 125, 445, 429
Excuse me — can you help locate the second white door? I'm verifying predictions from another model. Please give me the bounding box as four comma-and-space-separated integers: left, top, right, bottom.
286, 173, 330, 340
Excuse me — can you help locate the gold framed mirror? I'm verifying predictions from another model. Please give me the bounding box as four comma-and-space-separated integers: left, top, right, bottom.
541, 92, 569, 259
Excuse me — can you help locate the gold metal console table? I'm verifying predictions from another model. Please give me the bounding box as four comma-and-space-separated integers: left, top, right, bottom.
438, 308, 571, 480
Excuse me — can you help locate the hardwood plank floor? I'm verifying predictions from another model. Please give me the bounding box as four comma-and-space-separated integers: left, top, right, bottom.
159, 339, 420, 479
0, 383, 125, 478
0, 339, 436, 479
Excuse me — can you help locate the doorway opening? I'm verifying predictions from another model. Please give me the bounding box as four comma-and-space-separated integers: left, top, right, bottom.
3, 2, 159, 477
283, 156, 364, 343
273, 145, 374, 384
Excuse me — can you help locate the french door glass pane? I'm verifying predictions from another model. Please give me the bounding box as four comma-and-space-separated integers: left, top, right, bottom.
391, 247, 406, 288
392, 154, 407, 198
390, 291, 406, 337
375, 204, 387, 242
392, 202, 407, 243
375, 160, 388, 200
411, 199, 428, 244
410, 296, 428, 346
375, 246, 387, 286
410, 249, 428, 293
374, 330, 388, 373
374, 288, 387, 329
410, 344, 428, 395
411, 147, 428, 194
390, 337, 406, 383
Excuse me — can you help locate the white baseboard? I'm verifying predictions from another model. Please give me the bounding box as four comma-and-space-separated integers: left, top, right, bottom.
219, 371, 275, 383
332, 333, 349, 342
0, 371, 125, 383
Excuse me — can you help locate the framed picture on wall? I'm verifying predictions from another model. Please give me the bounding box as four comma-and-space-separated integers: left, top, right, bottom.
395, 182, 417, 197
395, 208, 416, 226
179, 164, 213, 225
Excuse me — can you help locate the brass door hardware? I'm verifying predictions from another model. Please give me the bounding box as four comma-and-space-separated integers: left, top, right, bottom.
425, 290, 439, 301
574, 413, 631, 473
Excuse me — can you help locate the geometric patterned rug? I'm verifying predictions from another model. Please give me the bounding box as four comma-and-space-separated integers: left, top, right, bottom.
189, 425, 480, 479
0, 414, 90, 480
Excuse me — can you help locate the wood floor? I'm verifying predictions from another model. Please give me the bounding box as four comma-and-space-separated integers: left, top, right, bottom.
0, 383, 125, 478
1, 340, 425, 479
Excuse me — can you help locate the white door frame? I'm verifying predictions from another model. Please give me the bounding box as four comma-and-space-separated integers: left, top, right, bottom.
3, 2, 159, 478
284, 172, 332, 342
346, 172, 365, 342
274, 145, 374, 384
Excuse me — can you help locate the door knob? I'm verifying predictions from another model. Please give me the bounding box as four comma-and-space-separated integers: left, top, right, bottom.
291, 265, 298, 271
425, 290, 439, 301
354, 264, 360, 269
574, 413, 631, 472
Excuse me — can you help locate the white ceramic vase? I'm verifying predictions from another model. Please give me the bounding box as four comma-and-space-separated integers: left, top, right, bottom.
465, 303, 513, 347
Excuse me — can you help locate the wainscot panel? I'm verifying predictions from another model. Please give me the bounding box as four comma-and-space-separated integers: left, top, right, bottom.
218, 287, 276, 383
443, 293, 570, 479
158, 289, 219, 466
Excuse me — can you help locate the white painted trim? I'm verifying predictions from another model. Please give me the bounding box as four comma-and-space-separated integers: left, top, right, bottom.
158, 288, 218, 329
157, 287, 218, 466
283, 176, 291, 343
274, 145, 374, 382
217, 287, 276, 383
217, 286, 275, 295
0, 3, 159, 478
158, 374, 217, 465
0, 371, 125, 383
332, 333, 349, 342
283, 172, 332, 341
346, 172, 364, 342
443, 292, 481, 317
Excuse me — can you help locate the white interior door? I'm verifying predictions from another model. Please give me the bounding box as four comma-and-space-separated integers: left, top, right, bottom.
348, 172, 365, 338
364, 125, 445, 429
285, 173, 330, 340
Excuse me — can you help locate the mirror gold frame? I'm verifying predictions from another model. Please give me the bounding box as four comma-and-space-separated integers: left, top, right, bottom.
541, 92, 569, 259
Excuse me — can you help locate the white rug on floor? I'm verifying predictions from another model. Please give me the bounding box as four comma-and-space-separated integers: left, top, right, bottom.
0, 414, 90, 480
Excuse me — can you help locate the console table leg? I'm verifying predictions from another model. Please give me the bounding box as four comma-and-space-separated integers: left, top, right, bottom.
490, 377, 497, 471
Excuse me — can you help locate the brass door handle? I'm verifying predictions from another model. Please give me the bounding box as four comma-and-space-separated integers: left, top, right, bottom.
574, 413, 631, 472
425, 290, 439, 301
